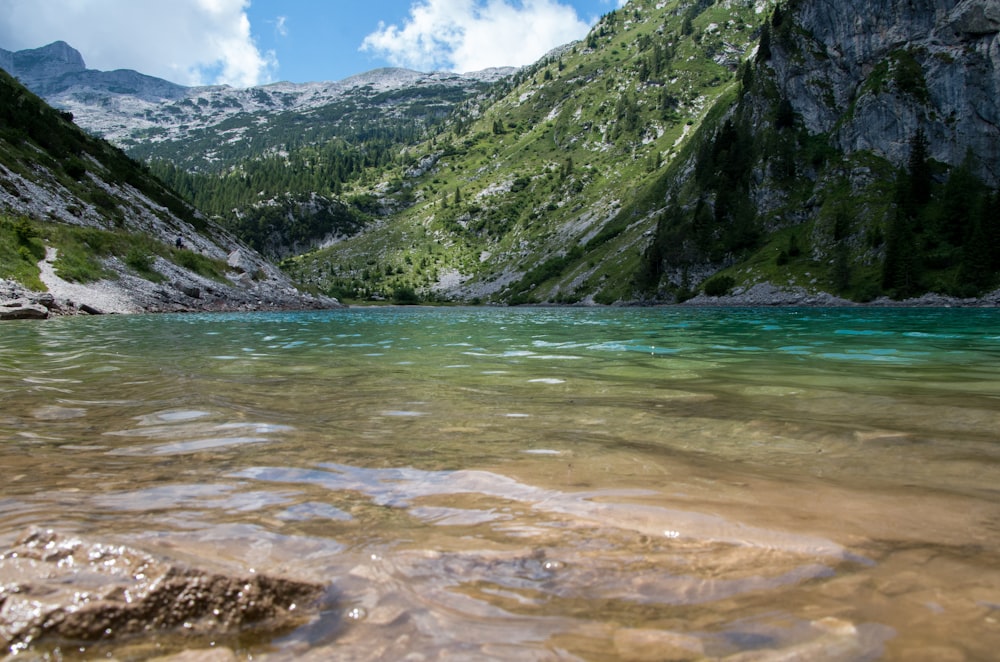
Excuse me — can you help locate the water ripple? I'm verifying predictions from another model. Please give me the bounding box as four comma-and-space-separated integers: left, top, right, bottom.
233, 464, 847, 558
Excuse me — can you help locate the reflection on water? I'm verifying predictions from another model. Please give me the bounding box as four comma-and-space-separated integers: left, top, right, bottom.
1, 307, 999, 660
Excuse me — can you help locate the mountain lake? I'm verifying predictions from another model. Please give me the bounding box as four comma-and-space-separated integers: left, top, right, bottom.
1, 306, 998, 660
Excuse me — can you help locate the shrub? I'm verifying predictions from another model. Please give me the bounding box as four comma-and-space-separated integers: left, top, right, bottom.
893, 50, 928, 102
64, 158, 87, 181
392, 285, 421, 304
88, 188, 118, 212
0, 216, 45, 289
704, 274, 736, 297
174, 249, 227, 282
124, 246, 163, 282
13, 216, 37, 243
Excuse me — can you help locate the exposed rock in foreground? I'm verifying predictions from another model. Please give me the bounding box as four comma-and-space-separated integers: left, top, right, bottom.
0, 297, 51, 320
0, 529, 326, 653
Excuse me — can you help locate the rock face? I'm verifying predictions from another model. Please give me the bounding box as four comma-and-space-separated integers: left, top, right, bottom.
769, 0, 1000, 184
0, 298, 49, 320
0, 41, 86, 91
0, 529, 325, 652
0, 40, 185, 101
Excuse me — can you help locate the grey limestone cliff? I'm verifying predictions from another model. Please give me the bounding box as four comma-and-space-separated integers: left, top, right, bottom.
0, 40, 185, 100
769, 0, 999, 183
0, 41, 85, 88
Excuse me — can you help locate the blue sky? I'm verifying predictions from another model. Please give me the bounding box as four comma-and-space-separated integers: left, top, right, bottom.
0, 0, 627, 87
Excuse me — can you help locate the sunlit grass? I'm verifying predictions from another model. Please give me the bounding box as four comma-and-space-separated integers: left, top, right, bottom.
1, 216, 231, 289
0, 214, 46, 290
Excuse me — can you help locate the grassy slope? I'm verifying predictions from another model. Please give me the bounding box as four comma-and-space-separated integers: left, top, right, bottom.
0, 68, 231, 290
298, 0, 997, 305
288, 0, 776, 304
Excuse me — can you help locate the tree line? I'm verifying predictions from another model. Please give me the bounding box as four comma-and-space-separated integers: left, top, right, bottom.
883, 129, 1000, 298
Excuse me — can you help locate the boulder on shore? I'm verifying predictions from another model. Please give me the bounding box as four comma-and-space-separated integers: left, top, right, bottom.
0, 528, 326, 652
0, 298, 49, 320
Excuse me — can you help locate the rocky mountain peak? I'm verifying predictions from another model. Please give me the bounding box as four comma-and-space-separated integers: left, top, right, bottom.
1, 39, 185, 101
2, 40, 86, 86
0, 41, 512, 162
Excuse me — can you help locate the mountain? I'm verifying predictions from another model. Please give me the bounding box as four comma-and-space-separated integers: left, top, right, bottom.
1, 41, 514, 260
5, 0, 999, 306
0, 41, 511, 170
0, 66, 336, 314
639, 0, 1000, 302
0, 41, 186, 101
289, 0, 998, 304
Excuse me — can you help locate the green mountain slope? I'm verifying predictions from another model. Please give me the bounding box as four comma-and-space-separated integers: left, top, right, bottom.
2, 41, 508, 262
141, 80, 495, 260
15, 0, 995, 306
0, 68, 330, 312
287, 0, 999, 305
290, 0, 780, 304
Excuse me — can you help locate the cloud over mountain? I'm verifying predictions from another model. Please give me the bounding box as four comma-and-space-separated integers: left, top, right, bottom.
0, 0, 275, 87
360, 0, 593, 73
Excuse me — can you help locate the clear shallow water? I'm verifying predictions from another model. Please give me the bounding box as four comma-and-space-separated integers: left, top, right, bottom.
1, 306, 999, 660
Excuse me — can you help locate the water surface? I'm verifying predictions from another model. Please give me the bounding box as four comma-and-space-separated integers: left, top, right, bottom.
2, 307, 999, 660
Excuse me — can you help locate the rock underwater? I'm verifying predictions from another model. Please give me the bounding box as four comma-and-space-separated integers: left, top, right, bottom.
0, 528, 327, 654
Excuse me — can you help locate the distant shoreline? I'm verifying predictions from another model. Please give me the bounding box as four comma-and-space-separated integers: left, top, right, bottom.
4, 276, 1000, 321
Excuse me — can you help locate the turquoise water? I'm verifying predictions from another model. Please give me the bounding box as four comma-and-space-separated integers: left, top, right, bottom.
1, 307, 999, 660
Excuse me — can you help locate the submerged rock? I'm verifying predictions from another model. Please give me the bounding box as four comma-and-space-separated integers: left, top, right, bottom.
0, 528, 325, 652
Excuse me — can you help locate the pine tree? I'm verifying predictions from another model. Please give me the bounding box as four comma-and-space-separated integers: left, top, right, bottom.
959, 214, 993, 292
832, 243, 851, 292
939, 155, 983, 246
756, 23, 772, 62
883, 161, 924, 298
882, 210, 919, 296
907, 128, 932, 207
739, 61, 754, 94
562, 157, 574, 180
775, 97, 795, 130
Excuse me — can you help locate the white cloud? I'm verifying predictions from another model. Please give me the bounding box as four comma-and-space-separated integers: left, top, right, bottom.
360, 0, 593, 73
0, 0, 275, 87
275, 16, 289, 38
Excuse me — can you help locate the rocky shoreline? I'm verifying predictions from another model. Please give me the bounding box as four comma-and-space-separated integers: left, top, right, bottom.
0, 279, 340, 320
1, 248, 342, 320
680, 282, 1000, 308
5, 276, 1000, 320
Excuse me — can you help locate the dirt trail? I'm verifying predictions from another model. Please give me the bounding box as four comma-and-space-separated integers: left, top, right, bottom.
38, 246, 140, 313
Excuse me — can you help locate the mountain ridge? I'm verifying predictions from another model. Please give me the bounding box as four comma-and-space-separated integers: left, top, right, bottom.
4, 0, 999, 306
290, 0, 998, 304
0, 66, 338, 315
0, 41, 186, 101
0, 41, 515, 149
